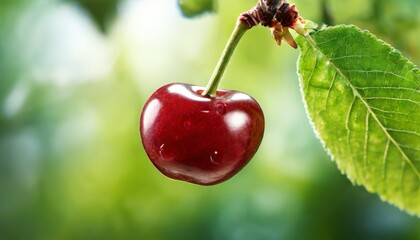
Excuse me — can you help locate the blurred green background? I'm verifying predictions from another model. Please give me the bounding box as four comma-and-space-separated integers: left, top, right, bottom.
0, 0, 419, 239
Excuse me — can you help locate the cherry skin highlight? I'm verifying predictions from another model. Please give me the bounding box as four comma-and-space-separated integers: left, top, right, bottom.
140, 83, 265, 185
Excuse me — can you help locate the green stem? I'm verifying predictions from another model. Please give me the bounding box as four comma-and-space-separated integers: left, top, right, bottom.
202, 22, 249, 96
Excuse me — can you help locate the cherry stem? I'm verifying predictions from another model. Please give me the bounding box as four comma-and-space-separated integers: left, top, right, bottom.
202, 22, 249, 97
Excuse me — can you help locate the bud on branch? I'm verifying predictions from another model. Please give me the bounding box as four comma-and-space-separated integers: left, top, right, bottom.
238, 0, 307, 48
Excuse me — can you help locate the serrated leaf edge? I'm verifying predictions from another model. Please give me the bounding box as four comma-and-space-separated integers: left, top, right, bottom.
296, 24, 420, 216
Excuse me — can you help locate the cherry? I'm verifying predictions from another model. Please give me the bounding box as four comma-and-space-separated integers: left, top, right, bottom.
140, 83, 264, 185
139, 3, 306, 185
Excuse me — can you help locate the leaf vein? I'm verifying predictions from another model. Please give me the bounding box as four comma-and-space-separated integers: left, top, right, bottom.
364, 111, 369, 174
400, 161, 406, 204
354, 86, 420, 93
386, 128, 420, 137
399, 144, 420, 152
329, 54, 385, 61
365, 97, 420, 106
343, 70, 412, 82
382, 139, 390, 183
325, 72, 337, 109
346, 95, 358, 181
370, 106, 410, 116
376, 114, 419, 125
305, 53, 317, 92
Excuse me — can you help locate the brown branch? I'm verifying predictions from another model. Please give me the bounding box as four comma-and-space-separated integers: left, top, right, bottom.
238, 0, 303, 48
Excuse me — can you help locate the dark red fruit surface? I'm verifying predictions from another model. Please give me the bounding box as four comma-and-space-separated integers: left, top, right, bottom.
140, 83, 264, 185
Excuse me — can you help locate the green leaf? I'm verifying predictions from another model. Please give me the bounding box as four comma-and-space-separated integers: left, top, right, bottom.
178, 0, 215, 18
67, 0, 121, 32
296, 25, 420, 216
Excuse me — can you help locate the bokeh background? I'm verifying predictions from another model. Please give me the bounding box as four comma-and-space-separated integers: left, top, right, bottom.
1, 0, 419, 239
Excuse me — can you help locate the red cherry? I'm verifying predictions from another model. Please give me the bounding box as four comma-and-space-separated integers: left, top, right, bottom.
140, 83, 265, 185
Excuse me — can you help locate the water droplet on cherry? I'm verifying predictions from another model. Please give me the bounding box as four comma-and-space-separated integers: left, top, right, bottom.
183, 120, 191, 129
215, 103, 226, 115
159, 144, 173, 161
210, 150, 220, 165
